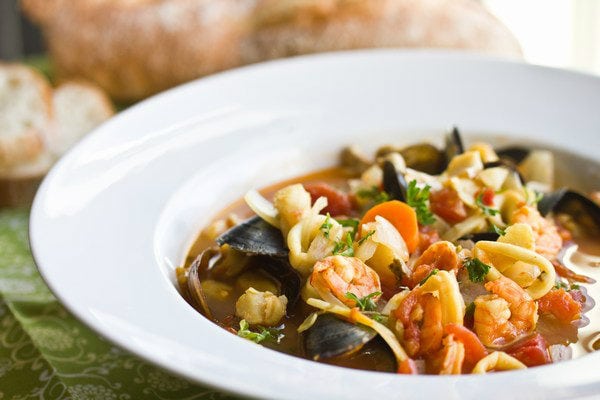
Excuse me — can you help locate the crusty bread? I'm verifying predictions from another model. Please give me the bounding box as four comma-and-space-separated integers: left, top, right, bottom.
0, 66, 115, 207
22, 0, 522, 102
245, 0, 523, 62
51, 81, 115, 156
0, 64, 53, 168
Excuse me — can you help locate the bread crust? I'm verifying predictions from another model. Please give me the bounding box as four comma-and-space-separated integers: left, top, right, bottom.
22, 0, 522, 102
0, 64, 53, 168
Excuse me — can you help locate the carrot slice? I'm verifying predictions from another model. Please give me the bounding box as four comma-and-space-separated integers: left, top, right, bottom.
360, 200, 419, 253
443, 323, 487, 369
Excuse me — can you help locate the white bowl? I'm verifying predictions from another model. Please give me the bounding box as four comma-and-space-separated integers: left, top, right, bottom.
30, 50, 600, 400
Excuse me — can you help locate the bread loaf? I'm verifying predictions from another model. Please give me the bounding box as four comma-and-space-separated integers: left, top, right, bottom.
22, 0, 522, 102
0, 64, 115, 207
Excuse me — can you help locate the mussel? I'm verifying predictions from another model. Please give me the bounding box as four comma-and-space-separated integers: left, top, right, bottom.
304, 313, 377, 360
538, 189, 600, 234
495, 146, 530, 165
396, 144, 445, 175
186, 247, 220, 319
216, 215, 288, 258
254, 255, 302, 308
445, 126, 465, 165
459, 232, 500, 242
382, 160, 408, 202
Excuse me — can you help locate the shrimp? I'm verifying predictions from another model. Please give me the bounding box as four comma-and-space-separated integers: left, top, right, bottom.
474, 276, 538, 347
395, 290, 444, 357
430, 334, 465, 375
310, 256, 381, 308
405, 241, 461, 288
511, 205, 563, 260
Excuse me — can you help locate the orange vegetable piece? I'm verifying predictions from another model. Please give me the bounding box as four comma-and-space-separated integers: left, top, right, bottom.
360, 200, 419, 253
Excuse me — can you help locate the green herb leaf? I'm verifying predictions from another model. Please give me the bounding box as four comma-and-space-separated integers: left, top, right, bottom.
357, 186, 390, 204
464, 258, 491, 283
570, 283, 581, 290
345, 291, 382, 311
370, 312, 388, 324
332, 232, 355, 257
492, 224, 506, 236
237, 319, 283, 344
419, 269, 439, 286
320, 213, 333, 238
407, 180, 436, 225
357, 230, 376, 245
337, 218, 360, 238
476, 192, 500, 217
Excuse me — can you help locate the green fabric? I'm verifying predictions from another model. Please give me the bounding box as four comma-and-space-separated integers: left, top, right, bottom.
0, 210, 241, 400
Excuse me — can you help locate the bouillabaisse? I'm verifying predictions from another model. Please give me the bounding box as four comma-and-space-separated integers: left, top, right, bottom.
177, 129, 600, 375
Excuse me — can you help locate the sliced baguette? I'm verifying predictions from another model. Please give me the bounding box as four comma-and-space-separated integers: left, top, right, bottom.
51, 81, 115, 156
0, 63, 53, 168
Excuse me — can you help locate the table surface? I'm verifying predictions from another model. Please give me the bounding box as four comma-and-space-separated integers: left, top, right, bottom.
0, 209, 241, 399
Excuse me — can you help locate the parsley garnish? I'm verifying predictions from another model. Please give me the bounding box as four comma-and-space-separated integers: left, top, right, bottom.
464, 258, 491, 283
337, 218, 360, 238
419, 269, 439, 286
357, 230, 376, 245
345, 291, 382, 311
237, 320, 283, 344
492, 224, 506, 236
357, 186, 390, 204
320, 213, 333, 238
332, 232, 355, 256
476, 192, 500, 217
465, 302, 476, 319
554, 281, 569, 290
407, 180, 436, 225
369, 312, 388, 324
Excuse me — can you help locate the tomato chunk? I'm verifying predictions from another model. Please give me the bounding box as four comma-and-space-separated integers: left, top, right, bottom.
443, 324, 487, 370
538, 288, 582, 323
304, 182, 354, 216
506, 333, 551, 367
429, 187, 468, 224
479, 187, 495, 206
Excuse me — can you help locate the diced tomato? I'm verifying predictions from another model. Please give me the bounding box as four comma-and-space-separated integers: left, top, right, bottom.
418, 225, 441, 254
429, 187, 468, 224
479, 187, 495, 206
304, 182, 354, 217
506, 333, 551, 367
443, 324, 487, 370
538, 288, 582, 323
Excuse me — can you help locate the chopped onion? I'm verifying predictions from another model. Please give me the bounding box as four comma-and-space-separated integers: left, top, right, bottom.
244, 190, 280, 228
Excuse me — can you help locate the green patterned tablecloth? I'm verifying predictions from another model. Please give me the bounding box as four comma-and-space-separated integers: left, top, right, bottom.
0, 210, 240, 400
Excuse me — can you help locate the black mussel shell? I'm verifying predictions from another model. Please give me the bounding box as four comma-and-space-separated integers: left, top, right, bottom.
398, 144, 445, 175
254, 255, 301, 308
304, 314, 377, 360
496, 146, 530, 164
216, 216, 288, 258
459, 232, 500, 242
382, 160, 408, 202
445, 126, 465, 166
538, 189, 600, 234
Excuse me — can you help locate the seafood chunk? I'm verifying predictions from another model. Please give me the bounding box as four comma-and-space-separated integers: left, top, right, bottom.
235, 288, 288, 326
310, 256, 381, 308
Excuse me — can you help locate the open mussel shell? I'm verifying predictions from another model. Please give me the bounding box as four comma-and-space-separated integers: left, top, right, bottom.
186, 248, 219, 320
254, 255, 301, 308
382, 160, 408, 202
397, 144, 445, 175
444, 126, 465, 165
216, 215, 288, 258
459, 232, 500, 242
496, 146, 530, 164
304, 313, 377, 361
538, 189, 600, 233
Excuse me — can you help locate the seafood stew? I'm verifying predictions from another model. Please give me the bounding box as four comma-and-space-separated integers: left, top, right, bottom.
177, 129, 600, 375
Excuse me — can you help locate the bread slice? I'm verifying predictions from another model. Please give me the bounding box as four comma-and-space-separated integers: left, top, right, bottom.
50, 81, 115, 156
0, 63, 53, 168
